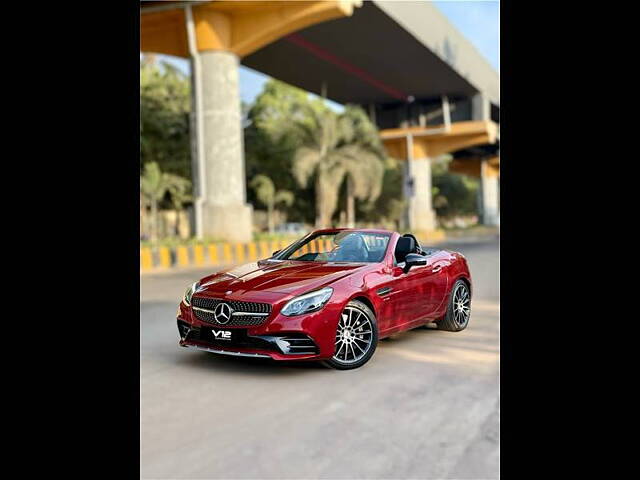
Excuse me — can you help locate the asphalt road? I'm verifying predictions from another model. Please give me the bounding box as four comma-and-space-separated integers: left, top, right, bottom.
141, 237, 499, 479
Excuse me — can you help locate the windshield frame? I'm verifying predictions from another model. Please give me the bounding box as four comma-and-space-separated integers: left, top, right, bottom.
273, 230, 392, 264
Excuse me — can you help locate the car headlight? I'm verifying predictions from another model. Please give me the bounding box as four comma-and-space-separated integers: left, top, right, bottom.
281, 287, 333, 316
183, 281, 199, 306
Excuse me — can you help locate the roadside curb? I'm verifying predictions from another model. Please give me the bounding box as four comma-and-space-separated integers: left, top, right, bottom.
140, 229, 496, 275
140, 239, 292, 274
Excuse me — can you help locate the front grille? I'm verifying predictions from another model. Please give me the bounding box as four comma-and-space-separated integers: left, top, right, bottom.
191, 296, 272, 326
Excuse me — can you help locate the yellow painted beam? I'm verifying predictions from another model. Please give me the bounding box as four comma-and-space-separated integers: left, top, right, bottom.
193, 7, 232, 51
381, 121, 498, 160
141, 1, 362, 58
140, 9, 188, 57
449, 156, 500, 179
449, 158, 481, 178
226, 1, 361, 57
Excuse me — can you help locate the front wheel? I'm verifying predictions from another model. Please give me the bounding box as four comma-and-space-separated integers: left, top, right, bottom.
436, 279, 471, 332
324, 300, 378, 370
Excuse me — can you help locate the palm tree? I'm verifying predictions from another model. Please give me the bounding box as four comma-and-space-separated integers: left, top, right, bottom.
140, 162, 191, 241
250, 174, 294, 234
291, 104, 384, 228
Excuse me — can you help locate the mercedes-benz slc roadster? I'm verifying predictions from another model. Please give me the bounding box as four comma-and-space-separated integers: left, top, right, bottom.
177, 228, 472, 370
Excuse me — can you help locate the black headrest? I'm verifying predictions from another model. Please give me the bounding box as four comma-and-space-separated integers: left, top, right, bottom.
394, 237, 415, 263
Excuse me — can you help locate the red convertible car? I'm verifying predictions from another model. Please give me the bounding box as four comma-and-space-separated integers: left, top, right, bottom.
177, 228, 471, 369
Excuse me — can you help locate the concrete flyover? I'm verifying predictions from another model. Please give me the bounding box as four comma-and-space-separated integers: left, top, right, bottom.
140, 0, 500, 240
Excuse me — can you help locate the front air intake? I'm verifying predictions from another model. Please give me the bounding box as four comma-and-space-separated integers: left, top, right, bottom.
274, 335, 318, 355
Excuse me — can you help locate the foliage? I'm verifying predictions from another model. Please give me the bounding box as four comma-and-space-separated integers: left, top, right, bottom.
289, 102, 385, 228
360, 156, 406, 229
140, 162, 192, 242
249, 174, 294, 234
140, 56, 191, 179
245, 80, 387, 228
431, 156, 479, 219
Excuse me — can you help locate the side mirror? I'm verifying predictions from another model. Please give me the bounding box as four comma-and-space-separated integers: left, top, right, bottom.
272, 250, 281, 257
403, 253, 426, 273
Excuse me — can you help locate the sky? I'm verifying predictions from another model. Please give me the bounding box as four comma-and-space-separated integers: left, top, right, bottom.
150, 1, 499, 105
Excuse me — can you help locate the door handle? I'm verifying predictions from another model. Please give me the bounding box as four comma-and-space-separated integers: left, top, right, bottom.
432, 265, 443, 273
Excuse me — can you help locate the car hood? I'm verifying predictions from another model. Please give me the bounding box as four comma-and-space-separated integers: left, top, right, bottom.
196, 260, 366, 299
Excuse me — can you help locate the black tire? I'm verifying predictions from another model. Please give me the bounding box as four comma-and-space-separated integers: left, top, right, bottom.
436, 279, 471, 332
324, 300, 378, 370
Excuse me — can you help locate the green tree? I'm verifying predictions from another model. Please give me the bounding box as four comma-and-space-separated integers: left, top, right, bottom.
244, 80, 319, 224
140, 56, 191, 178
244, 79, 389, 228
291, 104, 384, 228
361, 156, 406, 229
141, 162, 191, 241
431, 156, 479, 220
249, 174, 294, 234
338, 106, 386, 227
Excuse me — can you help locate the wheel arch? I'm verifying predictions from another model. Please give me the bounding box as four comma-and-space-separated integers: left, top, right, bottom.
349, 294, 377, 319
455, 275, 472, 296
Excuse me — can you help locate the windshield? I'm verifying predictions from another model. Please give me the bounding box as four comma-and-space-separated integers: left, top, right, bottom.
275, 231, 391, 263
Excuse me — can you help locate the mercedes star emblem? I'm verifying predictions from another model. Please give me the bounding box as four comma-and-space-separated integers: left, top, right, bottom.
213, 302, 233, 325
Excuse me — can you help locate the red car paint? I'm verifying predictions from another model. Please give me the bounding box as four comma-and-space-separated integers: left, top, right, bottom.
177, 228, 471, 361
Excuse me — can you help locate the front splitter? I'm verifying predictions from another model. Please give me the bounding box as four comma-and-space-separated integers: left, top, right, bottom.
180, 343, 271, 358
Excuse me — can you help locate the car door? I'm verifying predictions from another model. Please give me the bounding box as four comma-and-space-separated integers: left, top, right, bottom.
412, 253, 450, 321
375, 264, 412, 334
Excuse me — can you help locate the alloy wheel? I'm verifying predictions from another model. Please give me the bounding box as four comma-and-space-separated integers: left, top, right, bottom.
452, 282, 471, 327
332, 306, 374, 365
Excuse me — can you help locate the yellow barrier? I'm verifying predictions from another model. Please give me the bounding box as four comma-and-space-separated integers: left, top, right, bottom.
208, 244, 218, 264
140, 248, 153, 271
141, 237, 321, 273
235, 243, 245, 263
247, 242, 257, 261
193, 245, 205, 266
159, 247, 171, 268
259, 241, 270, 259
176, 246, 189, 267
222, 243, 233, 263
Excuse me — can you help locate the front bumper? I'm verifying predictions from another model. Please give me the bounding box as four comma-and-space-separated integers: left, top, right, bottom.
177, 297, 344, 360
178, 318, 323, 361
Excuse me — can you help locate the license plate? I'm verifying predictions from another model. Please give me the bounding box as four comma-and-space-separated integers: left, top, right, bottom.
210, 329, 232, 341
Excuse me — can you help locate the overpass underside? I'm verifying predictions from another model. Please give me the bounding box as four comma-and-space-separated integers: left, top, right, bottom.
140, 0, 500, 241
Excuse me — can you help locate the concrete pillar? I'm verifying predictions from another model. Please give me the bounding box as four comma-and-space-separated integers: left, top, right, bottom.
405, 157, 437, 232
479, 160, 499, 226
472, 92, 490, 121
199, 50, 252, 242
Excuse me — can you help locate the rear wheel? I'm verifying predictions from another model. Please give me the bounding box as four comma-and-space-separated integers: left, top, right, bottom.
324, 300, 378, 370
437, 279, 471, 332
